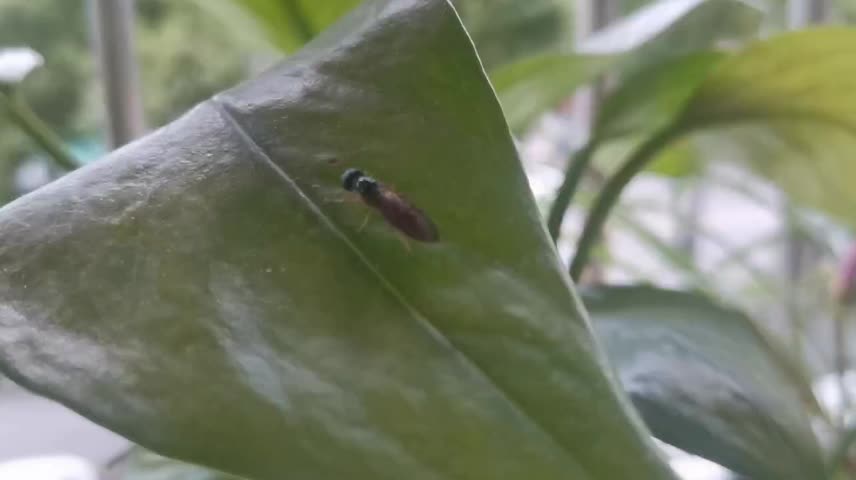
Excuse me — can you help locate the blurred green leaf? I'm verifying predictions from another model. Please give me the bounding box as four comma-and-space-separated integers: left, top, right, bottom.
492, 0, 761, 133
451, 0, 575, 68
568, 27, 856, 278
593, 52, 724, 178
596, 52, 726, 141
585, 286, 826, 480
680, 28, 856, 129
200, 0, 577, 69
491, 53, 617, 133
0, 1, 676, 480
646, 138, 699, 177
195, 0, 362, 52
580, 0, 760, 68
676, 27, 856, 227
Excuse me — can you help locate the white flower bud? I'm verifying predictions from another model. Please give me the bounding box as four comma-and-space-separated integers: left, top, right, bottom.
0, 47, 44, 86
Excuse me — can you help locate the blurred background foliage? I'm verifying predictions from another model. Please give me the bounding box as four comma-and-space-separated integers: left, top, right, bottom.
0, 0, 251, 200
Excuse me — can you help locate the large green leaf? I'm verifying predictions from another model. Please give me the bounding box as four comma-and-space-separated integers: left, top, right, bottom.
680, 28, 856, 129
0, 1, 676, 480
584, 286, 825, 480
491, 0, 761, 133
673, 28, 856, 226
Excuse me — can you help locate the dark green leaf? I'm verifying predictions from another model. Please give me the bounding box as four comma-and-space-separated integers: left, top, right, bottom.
0, 1, 676, 479
585, 286, 825, 480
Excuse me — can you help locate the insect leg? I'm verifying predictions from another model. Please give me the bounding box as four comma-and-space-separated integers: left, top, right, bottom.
395, 232, 412, 253
357, 213, 370, 232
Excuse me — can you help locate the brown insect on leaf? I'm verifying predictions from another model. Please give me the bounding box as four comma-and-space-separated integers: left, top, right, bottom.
341, 168, 439, 243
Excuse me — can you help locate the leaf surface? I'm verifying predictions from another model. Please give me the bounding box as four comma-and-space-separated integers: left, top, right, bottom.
0, 2, 675, 479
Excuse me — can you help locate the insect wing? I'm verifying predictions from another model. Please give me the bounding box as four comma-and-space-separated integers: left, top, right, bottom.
377, 188, 439, 242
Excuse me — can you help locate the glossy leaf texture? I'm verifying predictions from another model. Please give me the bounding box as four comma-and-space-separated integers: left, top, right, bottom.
675, 27, 856, 226
584, 286, 825, 480
0, 1, 677, 480
491, 0, 761, 133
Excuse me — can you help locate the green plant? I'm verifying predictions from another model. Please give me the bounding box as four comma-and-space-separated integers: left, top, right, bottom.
2, 0, 856, 479
0, 1, 677, 479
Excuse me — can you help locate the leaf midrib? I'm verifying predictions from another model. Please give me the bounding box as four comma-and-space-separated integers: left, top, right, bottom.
209, 97, 594, 478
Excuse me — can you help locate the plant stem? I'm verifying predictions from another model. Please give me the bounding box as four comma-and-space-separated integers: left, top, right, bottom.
547, 140, 597, 241
569, 125, 682, 281
0, 89, 77, 171
835, 303, 851, 425
283, 0, 315, 43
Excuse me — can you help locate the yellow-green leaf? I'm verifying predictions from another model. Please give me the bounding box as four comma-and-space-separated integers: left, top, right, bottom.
677, 27, 856, 226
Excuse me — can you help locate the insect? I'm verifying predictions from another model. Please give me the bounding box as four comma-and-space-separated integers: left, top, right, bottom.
341, 168, 439, 243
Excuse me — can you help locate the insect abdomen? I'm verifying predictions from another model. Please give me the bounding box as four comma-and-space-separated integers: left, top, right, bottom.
376, 190, 439, 242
